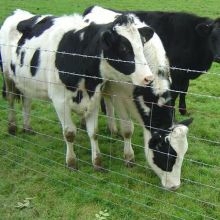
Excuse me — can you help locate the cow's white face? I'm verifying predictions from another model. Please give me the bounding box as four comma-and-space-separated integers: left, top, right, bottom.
144, 119, 193, 190
84, 10, 154, 86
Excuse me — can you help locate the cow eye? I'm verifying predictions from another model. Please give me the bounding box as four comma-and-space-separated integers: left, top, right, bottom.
120, 45, 130, 53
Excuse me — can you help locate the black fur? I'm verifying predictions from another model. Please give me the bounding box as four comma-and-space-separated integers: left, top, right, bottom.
16, 15, 55, 55
149, 132, 177, 172
20, 51, 25, 67
72, 90, 83, 104
30, 48, 40, 76
10, 62, 16, 75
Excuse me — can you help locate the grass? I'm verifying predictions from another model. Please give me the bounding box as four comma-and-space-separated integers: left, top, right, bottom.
0, 0, 220, 219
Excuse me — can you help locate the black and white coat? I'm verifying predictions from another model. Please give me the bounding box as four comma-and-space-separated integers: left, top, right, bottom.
85, 6, 220, 115
83, 6, 193, 190
0, 9, 154, 170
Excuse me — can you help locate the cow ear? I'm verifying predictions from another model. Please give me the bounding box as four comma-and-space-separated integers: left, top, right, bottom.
149, 132, 161, 149
101, 30, 115, 49
196, 23, 212, 37
178, 117, 193, 127
138, 27, 154, 43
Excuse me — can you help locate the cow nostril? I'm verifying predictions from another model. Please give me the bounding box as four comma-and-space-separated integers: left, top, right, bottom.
169, 184, 180, 191
144, 77, 153, 85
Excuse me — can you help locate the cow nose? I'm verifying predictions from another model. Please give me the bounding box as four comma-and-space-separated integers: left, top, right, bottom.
144, 75, 154, 85
169, 184, 180, 191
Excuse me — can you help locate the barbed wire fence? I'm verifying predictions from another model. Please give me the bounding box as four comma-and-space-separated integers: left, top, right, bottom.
0, 31, 220, 219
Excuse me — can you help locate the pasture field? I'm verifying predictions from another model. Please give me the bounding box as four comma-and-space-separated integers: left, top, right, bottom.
0, 0, 220, 219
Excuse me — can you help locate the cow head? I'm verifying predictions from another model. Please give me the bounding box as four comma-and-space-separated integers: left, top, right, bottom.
196, 18, 220, 63
144, 118, 193, 190
100, 14, 154, 86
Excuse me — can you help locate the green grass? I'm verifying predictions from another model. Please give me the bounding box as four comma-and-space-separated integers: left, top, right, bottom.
0, 1, 220, 219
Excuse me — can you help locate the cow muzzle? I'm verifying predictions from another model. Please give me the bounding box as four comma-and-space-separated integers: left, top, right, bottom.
144, 75, 154, 85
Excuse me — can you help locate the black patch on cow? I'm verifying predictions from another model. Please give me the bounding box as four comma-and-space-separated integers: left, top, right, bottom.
133, 85, 177, 171
30, 48, 40, 76
0, 50, 2, 71
20, 51, 25, 67
133, 85, 173, 132
72, 90, 83, 104
83, 5, 95, 16
56, 15, 137, 97
16, 15, 55, 55
104, 35, 135, 75
10, 62, 16, 75
149, 133, 177, 172
55, 26, 102, 96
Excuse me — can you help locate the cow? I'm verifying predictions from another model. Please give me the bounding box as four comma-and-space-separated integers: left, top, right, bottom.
83, 6, 193, 190
83, 6, 171, 134
84, 6, 220, 115
0, 9, 155, 171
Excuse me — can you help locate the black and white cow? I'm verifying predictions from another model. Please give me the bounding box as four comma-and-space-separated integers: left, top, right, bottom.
84, 6, 220, 115
0, 9, 154, 170
83, 6, 193, 190
103, 80, 192, 190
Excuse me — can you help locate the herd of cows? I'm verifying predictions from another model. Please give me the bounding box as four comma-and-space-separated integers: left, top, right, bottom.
0, 5, 219, 190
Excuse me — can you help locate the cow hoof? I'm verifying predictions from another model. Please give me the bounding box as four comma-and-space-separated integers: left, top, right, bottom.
107, 126, 118, 135
23, 126, 35, 135
8, 124, 17, 135
179, 108, 187, 115
66, 159, 78, 171
94, 165, 107, 172
125, 159, 135, 168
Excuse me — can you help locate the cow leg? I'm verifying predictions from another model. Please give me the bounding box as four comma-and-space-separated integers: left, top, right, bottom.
53, 100, 77, 170
179, 80, 189, 115
119, 118, 135, 168
5, 78, 17, 135
113, 97, 135, 167
22, 96, 34, 134
85, 106, 103, 171
104, 95, 118, 134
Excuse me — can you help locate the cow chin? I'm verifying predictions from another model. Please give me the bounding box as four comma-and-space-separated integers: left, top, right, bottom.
160, 172, 181, 191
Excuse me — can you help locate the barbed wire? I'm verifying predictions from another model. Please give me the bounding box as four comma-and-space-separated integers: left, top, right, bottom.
0, 138, 218, 219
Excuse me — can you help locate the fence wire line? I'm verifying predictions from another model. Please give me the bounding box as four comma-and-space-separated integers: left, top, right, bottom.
0, 106, 219, 172
0, 99, 220, 148
0, 146, 180, 220
1, 117, 219, 193
1, 45, 220, 100
1, 42, 220, 76
1, 89, 220, 147
1, 109, 220, 171
0, 121, 218, 193
2, 84, 220, 120
0, 127, 219, 210
0, 139, 217, 220
0, 151, 157, 220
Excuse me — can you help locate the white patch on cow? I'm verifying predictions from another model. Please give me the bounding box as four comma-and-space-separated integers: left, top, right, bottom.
137, 95, 150, 115
152, 76, 170, 96
79, 32, 84, 41
157, 96, 171, 106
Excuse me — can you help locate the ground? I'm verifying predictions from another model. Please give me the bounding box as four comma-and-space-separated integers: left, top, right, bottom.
0, 0, 220, 219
